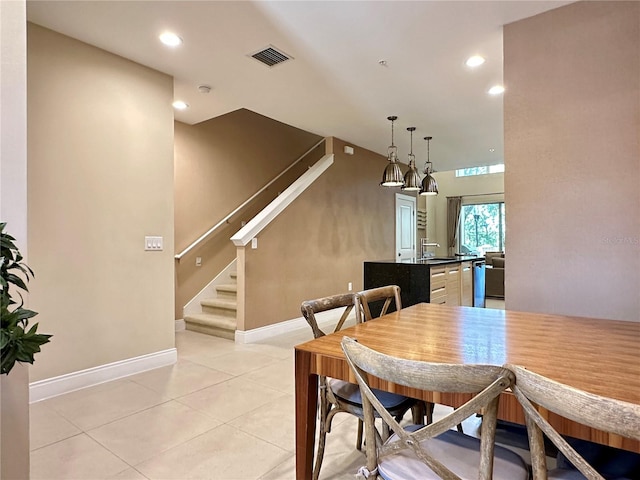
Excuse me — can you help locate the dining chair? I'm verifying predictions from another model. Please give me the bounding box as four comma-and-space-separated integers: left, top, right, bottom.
355, 285, 402, 323
301, 293, 418, 480
356, 285, 458, 430
341, 336, 529, 480
507, 364, 640, 480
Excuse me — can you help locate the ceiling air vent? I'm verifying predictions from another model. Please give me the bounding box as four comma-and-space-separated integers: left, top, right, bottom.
249, 45, 292, 67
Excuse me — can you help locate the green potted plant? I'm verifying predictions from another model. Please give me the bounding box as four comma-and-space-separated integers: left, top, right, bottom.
1, 222, 51, 375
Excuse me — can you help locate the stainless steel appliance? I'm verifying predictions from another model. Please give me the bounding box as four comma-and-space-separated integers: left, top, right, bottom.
473, 260, 486, 307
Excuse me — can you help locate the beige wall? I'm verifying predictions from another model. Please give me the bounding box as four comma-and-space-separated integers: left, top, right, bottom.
425, 170, 504, 256
504, 1, 639, 320
27, 24, 176, 381
1, 1, 30, 477
174, 110, 322, 318
242, 137, 396, 330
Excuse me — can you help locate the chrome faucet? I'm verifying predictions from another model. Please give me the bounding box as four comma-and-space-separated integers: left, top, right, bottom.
421, 241, 440, 258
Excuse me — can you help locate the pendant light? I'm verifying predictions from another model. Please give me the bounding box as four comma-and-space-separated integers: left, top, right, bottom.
420, 136, 439, 196
380, 116, 404, 187
402, 127, 421, 191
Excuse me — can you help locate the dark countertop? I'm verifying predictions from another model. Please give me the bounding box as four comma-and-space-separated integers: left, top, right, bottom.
366, 255, 483, 266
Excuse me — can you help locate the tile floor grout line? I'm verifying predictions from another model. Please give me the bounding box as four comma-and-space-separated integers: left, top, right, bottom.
30, 304, 518, 479
90, 413, 225, 472
29, 430, 86, 453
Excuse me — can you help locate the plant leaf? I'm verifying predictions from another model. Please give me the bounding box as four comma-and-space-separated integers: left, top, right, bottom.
1, 223, 51, 375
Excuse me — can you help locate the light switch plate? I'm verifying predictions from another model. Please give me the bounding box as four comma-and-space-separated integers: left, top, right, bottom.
251, 238, 258, 249
145, 236, 163, 251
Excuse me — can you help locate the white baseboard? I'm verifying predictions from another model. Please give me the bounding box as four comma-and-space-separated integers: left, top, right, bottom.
175, 318, 186, 331
29, 348, 177, 403
235, 317, 306, 343
235, 309, 356, 344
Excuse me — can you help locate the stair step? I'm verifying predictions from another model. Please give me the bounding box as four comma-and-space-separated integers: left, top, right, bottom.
201, 298, 237, 317
215, 284, 237, 300
201, 297, 237, 309
184, 269, 238, 340
184, 313, 236, 340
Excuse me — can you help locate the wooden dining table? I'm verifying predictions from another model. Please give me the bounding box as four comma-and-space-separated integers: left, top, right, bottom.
294, 302, 640, 479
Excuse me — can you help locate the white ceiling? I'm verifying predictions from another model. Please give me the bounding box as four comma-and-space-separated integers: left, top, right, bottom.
26, 0, 571, 171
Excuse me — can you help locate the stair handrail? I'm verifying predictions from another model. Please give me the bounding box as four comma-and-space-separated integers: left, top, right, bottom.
175, 137, 326, 260
230, 153, 334, 247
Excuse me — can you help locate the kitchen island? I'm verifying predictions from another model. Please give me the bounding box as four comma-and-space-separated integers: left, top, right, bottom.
364, 256, 485, 313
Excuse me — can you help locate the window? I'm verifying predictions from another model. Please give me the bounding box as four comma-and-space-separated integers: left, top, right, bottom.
459, 202, 505, 255
455, 164, 505, 177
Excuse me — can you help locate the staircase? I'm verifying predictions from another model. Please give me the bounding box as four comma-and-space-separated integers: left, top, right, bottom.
184, 272, 237, 340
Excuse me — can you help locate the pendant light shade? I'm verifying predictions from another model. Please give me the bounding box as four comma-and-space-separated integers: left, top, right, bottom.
402, 127, 421, 191
420, 174, 439, 196
381, 116, 404, 187
420, 136, 439, 196
381, 162, 404, 187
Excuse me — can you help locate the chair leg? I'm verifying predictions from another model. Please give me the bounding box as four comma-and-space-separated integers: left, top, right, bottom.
313, 428, 327, 480
423, 402, 463, 432
313, 389, 330, 480
453, 406, 463, 433
356, 419, 364, 450
426, 401, 435, 425
411, 402, 426, 424
381, 420, 390, 441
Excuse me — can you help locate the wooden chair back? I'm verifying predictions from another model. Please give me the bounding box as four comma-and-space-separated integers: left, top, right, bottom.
507, 364, 640, 480
301, 292, 356, 339
355, 285, 402, 322
342, 336, 515, 480
302, 293, 416, 479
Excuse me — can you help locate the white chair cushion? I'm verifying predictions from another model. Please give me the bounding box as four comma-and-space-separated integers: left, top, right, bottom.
378, 429, 529, 480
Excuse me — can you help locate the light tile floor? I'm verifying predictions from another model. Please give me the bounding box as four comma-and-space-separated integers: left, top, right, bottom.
31, 299, 521, 480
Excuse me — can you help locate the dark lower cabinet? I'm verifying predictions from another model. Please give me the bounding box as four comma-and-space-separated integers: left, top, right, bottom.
364, 258, 484, 315
364, 262, 434, 315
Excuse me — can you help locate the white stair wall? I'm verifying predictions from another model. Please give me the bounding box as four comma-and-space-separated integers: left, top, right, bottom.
183, 263, 238, 340
183, 259, 237, 316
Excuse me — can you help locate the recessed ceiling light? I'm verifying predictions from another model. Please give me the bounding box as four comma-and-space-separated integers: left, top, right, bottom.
465, 55, 485, 67
172, 100, 189, 110
159, 32, 182, 47
488, 85, 505, 95
489, 148, 495, 152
